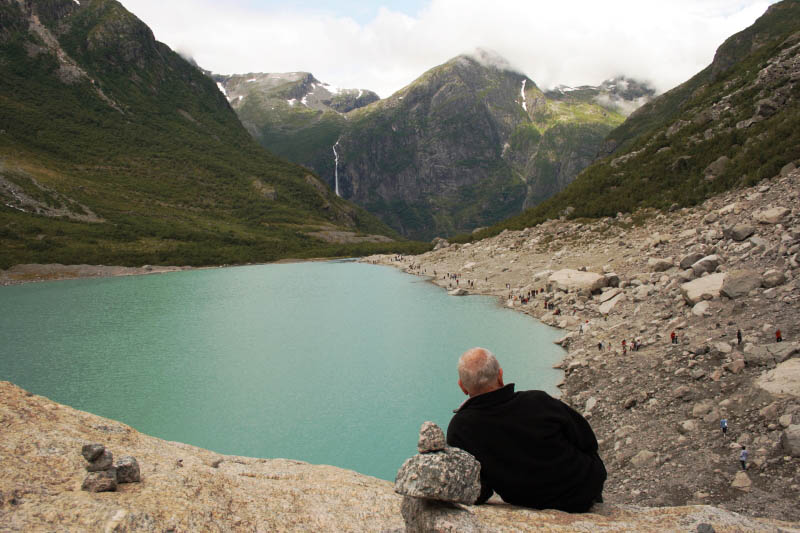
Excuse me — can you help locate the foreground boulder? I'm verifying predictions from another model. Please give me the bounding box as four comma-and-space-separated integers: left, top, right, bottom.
395, 422, 482, 532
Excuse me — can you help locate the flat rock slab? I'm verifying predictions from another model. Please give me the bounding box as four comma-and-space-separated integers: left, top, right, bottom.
756, 358, 800, 397
549, 269, 606, 293
681, 273, 726, 304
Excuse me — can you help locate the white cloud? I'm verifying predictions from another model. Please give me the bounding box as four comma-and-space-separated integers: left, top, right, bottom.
121, 0, 778, 97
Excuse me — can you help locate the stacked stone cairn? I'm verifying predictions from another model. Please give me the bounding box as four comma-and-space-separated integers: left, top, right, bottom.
394, 421, 489, 533
80, 443, 141, 492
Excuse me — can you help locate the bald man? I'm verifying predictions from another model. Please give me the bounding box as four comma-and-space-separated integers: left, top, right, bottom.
446, 347, 606, 512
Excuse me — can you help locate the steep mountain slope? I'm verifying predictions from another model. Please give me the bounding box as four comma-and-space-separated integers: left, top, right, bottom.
334, 55, 636, 240
481, 0, 800, 238
0, 0, 406, 269
221, 56, 650, 241
214, 72, 378, 181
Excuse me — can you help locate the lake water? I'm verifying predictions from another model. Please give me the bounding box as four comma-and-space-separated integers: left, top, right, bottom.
0, 261, 564, 480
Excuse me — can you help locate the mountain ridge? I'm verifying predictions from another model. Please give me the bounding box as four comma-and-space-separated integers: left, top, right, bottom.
222, 53, 652, 240
0, 0, 416, 269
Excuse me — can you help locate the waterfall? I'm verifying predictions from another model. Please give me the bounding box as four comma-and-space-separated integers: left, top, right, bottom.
520, 79, 528, 112
332, 139, 341, 197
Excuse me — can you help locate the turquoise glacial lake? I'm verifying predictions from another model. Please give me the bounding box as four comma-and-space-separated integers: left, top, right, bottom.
0, 261, 564, 480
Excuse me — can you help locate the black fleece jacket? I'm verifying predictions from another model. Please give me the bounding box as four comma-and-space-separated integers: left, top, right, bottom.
446, 384, 606, 512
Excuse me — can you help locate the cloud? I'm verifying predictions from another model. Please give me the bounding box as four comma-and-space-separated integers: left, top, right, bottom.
120, 0, 777, 98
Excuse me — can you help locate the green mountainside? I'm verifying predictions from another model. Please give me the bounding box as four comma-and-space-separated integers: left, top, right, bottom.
475, 0, 800, 240
220, 54, 647, 241
214, 72, 378, 181
0, 0, 413, 269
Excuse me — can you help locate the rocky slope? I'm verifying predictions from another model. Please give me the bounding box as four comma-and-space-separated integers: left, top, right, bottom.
0, 0, 399, 269
365, 165, 800, 523
486, 0, 800, 238
3, 380, 799, 532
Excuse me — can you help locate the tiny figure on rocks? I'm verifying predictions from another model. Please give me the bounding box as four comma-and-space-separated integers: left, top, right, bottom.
737, 329, 742, 345
670, 331, 677, 344
622, 339, 627, 354
597, 341, 603, 351
739, 446, 748, 470
720, 418, 728, 437
776, 329, 782, 343
447, 347, 606, 512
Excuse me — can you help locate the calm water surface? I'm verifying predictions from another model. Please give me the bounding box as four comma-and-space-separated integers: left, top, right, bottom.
0, 261, 563, 480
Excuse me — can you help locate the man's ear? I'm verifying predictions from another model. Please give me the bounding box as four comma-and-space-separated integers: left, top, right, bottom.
458, 379, 469, 396
497, 368, 504, 387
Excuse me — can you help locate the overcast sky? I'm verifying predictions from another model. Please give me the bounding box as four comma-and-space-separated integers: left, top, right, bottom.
121, 0, 778, 98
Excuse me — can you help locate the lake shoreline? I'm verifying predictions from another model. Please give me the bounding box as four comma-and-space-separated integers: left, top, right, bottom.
0, 258, 337, 287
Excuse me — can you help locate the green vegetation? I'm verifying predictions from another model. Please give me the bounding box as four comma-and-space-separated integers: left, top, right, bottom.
0, 0, 423, 269
453, 0, 800, 243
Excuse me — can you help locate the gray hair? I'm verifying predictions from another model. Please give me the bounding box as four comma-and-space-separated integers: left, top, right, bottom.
458, 347, 500, 392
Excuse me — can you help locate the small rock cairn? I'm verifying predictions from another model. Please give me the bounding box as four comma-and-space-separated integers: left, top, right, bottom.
80, 443, 141, 493
393, 421, 487, 533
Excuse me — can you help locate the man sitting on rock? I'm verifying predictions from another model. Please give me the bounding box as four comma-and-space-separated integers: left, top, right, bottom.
447, 347, 606, 512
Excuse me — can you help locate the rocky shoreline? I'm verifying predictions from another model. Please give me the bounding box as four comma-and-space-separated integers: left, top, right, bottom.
363, 167, 800, 522
3, 380, 799, 532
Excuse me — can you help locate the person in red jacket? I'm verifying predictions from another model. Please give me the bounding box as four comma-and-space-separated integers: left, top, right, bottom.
776, 329, 783, 342
447, 348, 606, 512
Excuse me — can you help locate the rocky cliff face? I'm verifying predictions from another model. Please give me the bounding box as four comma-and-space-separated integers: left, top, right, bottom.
2, 380, 797, 532
331, 55, 642, 240
219, 53, 650, 241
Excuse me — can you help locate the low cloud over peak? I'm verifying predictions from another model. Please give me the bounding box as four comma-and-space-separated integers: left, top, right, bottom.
123, 0, 777, 98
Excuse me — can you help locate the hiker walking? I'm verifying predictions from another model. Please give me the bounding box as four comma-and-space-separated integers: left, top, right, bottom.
670, 331, 677, 345
776, 329, 783, 342
720, 418, 728, 437
739, 446, 748, 470
737, 329, 742, 345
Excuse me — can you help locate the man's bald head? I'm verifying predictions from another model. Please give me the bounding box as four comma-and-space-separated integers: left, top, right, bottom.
457, 347, 504, 397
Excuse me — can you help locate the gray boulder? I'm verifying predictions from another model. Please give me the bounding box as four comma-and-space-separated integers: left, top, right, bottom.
81, 468, 118, 492
448, 288, 469, 296
781, 425, 800, 457
400, 496, 484, 533
745, 343, 799, 366
418, 421, 446, 454
395, 447, 481, 504
679, 252, 705, 270
681, 273, 726, 305
720, 270, 761, 299
115, 456, 141, 483
753, 207, 790, 224
648, 257, 673, 272
691, 255, 721, 275
761, 269, 786, 288
81, 443, 105, 463
86, 449, 113, 472
724, 224, 755, 242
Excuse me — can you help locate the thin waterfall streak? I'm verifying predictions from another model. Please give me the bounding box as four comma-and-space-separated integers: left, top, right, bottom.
333, 140, 341, 197
520, 79, 528, 112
